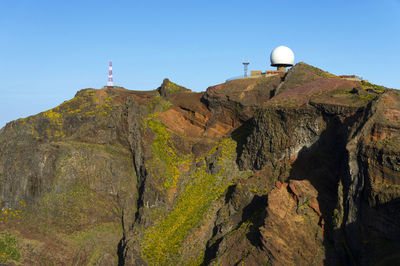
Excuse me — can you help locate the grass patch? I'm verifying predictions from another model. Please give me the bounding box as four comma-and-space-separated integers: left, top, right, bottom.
0, 232, 20, 263
166, 80, 185, 93
62, 141, 132, 159
358, 94, 377, 102
323, 72, 338, 78
147, 95, 172, 114
361, 81, 386, 94
27, 89, 118, 139
65, 222, 122, 264
25, 182, 116, 234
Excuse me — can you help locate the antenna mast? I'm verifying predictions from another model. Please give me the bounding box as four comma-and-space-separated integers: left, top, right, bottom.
242, 61, 250, 77
107, 61, 114, 87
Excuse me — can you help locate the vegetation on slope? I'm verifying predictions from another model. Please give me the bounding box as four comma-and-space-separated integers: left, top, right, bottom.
146, 119, 191, 190
0, 232, 20, 263
17, 89, 117, 140
141, 138, 249, 265
0, 138, 135, 264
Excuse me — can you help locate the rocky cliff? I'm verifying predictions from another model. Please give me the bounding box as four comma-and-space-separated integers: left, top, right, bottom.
0, 63, 399, 265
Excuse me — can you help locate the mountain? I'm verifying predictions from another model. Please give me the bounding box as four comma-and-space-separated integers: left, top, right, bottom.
0, 63, 399, 265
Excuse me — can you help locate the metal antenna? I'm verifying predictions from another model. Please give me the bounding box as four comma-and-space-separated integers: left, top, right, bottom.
107, 61, 114, 87
242, 60, 250, 77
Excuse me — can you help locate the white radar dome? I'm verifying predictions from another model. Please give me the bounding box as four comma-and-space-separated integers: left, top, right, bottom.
270, 46, 295, 67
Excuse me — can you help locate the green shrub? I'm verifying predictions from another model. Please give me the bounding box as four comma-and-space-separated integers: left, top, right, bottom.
361, 81, 386, 94
0, 233, 20, 263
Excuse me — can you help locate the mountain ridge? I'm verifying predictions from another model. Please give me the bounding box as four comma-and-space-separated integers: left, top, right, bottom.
0, 62, 399, 265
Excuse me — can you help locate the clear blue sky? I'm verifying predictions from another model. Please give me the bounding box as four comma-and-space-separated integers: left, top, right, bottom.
1, 0, 400, 128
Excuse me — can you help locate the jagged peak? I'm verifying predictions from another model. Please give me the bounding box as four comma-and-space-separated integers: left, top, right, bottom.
157, 78, 191, 98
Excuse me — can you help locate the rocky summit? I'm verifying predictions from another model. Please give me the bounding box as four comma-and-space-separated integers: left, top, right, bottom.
0, 63, 399, 265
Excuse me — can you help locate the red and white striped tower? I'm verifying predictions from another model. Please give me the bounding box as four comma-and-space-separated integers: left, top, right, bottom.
107, 61, 114, 87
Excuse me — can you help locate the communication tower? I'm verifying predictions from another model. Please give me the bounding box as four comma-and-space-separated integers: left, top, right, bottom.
107, 61, 114, 87
242, 61, 250, 77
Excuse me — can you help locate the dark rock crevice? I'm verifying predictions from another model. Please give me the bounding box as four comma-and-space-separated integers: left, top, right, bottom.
235, 99, 383, 265
201, 194, 268, 265
340, 101, 377, 264
286, 114, 353, 264
126, 97, 147, 223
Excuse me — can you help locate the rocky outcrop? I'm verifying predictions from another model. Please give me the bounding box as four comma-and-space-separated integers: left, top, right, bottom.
238, 106, 326, 172
0, 63, 399, 265
202, 76, 281, 122
157, 78, 191, 98
260, 180, 325, 265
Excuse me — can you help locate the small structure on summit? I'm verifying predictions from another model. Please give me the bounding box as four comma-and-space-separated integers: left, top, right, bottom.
338, 75, 365, 82
226, 46, 295, 81
270, 46, 295, 73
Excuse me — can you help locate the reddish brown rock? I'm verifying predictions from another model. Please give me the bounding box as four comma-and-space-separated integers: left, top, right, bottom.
260, 180, 325, 265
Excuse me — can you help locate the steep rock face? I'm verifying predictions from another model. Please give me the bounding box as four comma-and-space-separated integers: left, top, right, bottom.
353, 90, 400, 264
0, 88, 131, 207
238, 107, 326, 172
204, 179, 326, 266
0, 63, 399, 265
0, 87, 147, 264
